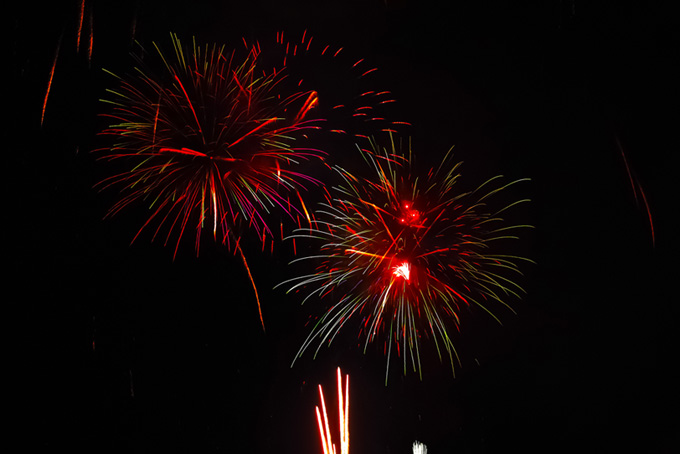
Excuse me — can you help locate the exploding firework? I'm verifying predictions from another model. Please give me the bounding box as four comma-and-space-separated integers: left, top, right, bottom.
97, 33, 323, 255
41, 34, 61, 127
97, 34, 325, 327
316, 368, 350, 454
281, 137, 532, 380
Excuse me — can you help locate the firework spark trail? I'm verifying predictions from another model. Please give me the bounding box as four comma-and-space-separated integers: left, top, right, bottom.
280, 137, 533, 380
87, 6, 93, 65
235, 241, 264, 330
316, 368, 350, 454
616, 134, 655, 246
76, 0, 85, 52
41, 33, 62, 127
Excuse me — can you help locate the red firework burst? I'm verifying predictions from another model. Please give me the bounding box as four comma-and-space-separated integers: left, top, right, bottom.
96, 34, 326, 328
281, 136, 533, 380
97, 33, 323, 255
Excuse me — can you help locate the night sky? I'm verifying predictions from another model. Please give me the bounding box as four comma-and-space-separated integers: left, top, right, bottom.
8, 1, 677, 453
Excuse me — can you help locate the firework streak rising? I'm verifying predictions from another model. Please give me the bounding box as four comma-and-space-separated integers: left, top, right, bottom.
412, 441, 427, 454
96, 34, 327, 327
281, 136, 533, 380
316, 368, 350, 454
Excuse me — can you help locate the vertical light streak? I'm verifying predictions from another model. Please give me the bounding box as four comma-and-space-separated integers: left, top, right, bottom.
235, 242, 265, 331
316, 368, 350, 454
41, 34, 62, 127
412, 441, 427, 454
211, 178, 218, 238
87, 8, 93, 64
338, 368, 349, 454
316, 388, 334, 454
315, 407, 329, 454
76, 0, 85, 52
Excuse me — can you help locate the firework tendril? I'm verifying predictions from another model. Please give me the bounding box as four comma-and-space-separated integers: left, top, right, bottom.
281, 137, 533, 380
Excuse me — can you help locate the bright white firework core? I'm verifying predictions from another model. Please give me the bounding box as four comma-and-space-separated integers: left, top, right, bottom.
393, 262, 411, 280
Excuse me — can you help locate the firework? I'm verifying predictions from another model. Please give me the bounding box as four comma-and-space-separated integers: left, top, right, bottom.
412, 441, 427, 454
316, 368, 350, 454
281, 136, 532, 380
615, 134, 655, 246
98, 33, 323, 254
97, 34, 325, 327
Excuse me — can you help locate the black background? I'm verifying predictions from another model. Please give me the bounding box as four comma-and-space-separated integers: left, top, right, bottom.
8, 1, 677, 453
